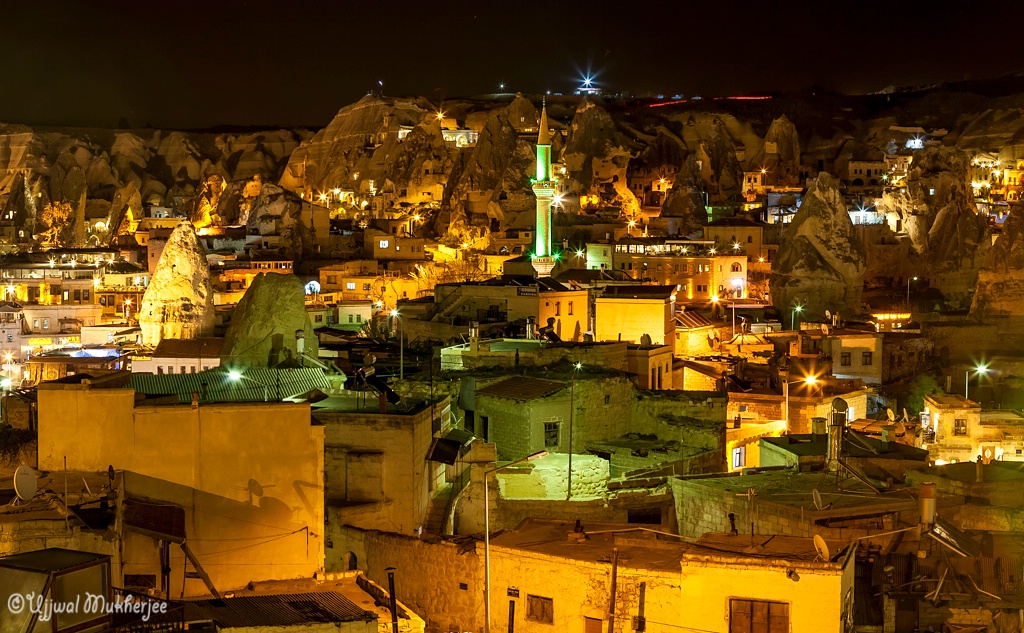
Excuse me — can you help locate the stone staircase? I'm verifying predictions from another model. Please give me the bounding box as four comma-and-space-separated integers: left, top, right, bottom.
422, 483, 454, 535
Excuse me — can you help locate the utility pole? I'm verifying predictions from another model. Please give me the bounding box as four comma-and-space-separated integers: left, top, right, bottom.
607, 548, 619, 633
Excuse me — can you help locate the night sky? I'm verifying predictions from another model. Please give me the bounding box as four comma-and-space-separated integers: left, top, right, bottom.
0, 0, 1016, 130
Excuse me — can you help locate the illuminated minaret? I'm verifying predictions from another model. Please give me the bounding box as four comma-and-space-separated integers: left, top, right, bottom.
531, 102, 556, 277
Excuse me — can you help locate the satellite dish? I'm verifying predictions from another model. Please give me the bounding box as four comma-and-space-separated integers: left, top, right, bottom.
812, 488, 823, 510
826, 310, 832, 320
886, 408, 895, 422
13, 465, 37, 501
247, 479, 264, 498
304, 280, 321, 295
813, 534, 831, 562
831, 398, 849, 413
363, 354, 377, 367
821, 324, 829, 336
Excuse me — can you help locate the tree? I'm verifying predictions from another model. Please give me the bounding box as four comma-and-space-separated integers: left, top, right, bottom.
902, 373, 943, 416
39, 201, 73, 246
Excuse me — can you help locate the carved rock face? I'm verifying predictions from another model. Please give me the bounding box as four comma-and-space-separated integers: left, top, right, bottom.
139, 221, 214, 346
770, 173, 867, 321
220, 273, 318, 367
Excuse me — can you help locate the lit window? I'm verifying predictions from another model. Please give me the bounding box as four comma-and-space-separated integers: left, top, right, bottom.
346, 282, 356, 290
732, 447, 746, 469
42, 319, 49, 330
379, 239, 390, 248
954, 419, 967, 436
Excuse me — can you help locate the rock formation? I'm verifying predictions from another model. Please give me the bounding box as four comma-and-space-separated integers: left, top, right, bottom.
770, 173, 866, 321
659, 154, 706, 235
881, 147, 989, 303
562, 98, 640, 216
221, 273, 318, 367
971, 205, 1024, 318
751, 115, 801, 187
139, 221, 215, 346
47, 151, 87, 245
696, 119, 743, 203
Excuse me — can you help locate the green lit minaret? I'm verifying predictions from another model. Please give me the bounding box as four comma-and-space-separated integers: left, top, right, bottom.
531, 102, 556, 277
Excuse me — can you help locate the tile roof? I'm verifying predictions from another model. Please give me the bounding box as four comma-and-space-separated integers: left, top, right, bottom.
130, 367, 331, 404
179, 592, 373, 627
476, 376, 566, 401
152, 337, 225, 359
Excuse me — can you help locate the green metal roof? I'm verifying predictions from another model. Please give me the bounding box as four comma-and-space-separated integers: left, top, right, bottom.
130, 367, 332, 403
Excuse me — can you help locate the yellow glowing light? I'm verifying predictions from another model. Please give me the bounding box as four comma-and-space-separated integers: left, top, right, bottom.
628, 220, 637, 227
413, 215, 421, 222
732, 243, 740, 251
805, 375, 817, 385
93, 278, 101, 287
318, 193, 328, 202
4, 353, 12, 363
332, 188, 340, 196
659, 177, 666, 185
436, 111, 445, 121
709, 248, 717, 255
124, 299, 131, 306
711, 295, 719, 303
760, 168, 767, 175
758, 257, 765, 263
461, 242, 469, 248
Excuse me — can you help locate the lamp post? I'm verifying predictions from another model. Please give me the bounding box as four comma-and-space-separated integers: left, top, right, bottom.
627, 219, 636, 236
390, 309, 404, 379
906, 276, 918, 307
227, 369, 270, 402
783, 375, 817, 432
385, 567, 399, 633
568, 362, 582, 500
965, 364, 989, 400
484, 451, 549, 633
791, 303, 803, 330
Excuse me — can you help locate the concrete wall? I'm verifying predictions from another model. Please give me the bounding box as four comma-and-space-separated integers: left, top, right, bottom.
335, 526, 482, 633
594, 297, 674, 345
678, 552, 854, 633
319, 401, 446, 540
35, 385, 325, 591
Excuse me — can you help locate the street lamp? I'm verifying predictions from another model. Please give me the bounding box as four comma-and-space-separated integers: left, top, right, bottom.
484, 450, 549, 633
124, 298, 132, 322
627, 219, 636, 236
965, 364, 989, 400
390, 309, 404, 379
783, 375, 817, 431
227, 369, 270, 402
906, 276, 918, 307
791, 303, 803, 330
567, 362, 582, 500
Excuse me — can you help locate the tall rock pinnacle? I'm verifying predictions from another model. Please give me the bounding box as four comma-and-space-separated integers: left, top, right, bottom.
138, 221, 214, 346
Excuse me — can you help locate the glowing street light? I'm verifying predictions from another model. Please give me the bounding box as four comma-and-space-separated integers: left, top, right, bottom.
791, 303, 803, 330
709, 247, 717, 255
906, 276, 919, 307
390, 309, 404, 379
484, 451, 549, 633
575, 249, 584, 258
227, 369, 270, 402
966, 364, 989, 400
627, 219, 637, 236
124, 298, 132, 322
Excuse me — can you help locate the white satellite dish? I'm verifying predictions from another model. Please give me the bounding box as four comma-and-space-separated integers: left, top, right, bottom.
821, 323, 829, 336
813, 534, 831, 562
886, 408, 895, 422
812, 488, 823, 510
825, 310, 832, 320
13, 465, 37, 502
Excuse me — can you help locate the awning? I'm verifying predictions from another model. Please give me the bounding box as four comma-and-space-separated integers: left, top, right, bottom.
426, 428, 475, 465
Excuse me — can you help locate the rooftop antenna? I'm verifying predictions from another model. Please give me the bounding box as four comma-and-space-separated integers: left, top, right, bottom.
813, 534, 831, 562
886, 408, 896, 422
12, 465, 37, 506
812, 488, 823, 511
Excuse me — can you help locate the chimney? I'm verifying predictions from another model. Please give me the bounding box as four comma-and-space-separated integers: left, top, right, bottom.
811, 417, 827, 437
295, 329, 305, 356
526, 316, 535, 340
469, 320, 479, 352
827, 414, 843, 469
919, 481, 937, 527
976, 455, 984, 484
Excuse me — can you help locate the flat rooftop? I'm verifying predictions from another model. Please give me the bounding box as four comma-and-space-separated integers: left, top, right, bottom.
489, 518, 847, 570
926, 394, 979, 408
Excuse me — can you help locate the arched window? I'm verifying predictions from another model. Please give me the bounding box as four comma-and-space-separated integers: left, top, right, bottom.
731, 263, 742, 272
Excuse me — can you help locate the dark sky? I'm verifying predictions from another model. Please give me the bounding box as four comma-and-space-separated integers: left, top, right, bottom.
0, 0, 1017, 129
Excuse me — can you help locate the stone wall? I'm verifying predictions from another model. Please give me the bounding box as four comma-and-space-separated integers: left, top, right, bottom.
335, 526, 482, 633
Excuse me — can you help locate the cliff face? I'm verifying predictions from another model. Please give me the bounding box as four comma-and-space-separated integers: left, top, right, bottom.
138, 221, 215, 346
696, 119, 743, 203
881, 147, 989, 302
220, 273, 318, 367
750, 115, 801, 187
659, 154, 706, 234
971, 205, 1024, 318
562, 98, 640, 216
770, 173, 866, 322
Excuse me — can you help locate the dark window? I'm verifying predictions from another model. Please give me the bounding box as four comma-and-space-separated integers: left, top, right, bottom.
730, 599, 789, 633
841, 353, 851, 366
527, 595, 554, 624
604, 394, 611, 405
544, 422, 560, 448
862, 352, 873, 366
954, 419, 967, 436
627, 508, 662, 524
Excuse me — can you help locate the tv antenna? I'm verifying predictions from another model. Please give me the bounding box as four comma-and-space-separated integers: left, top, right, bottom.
813, 534, 831, 562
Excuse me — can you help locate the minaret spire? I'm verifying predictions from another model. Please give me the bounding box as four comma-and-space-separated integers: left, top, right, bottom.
531, 99, 556, 277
